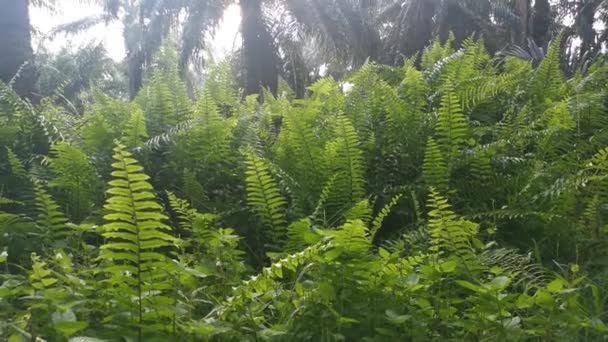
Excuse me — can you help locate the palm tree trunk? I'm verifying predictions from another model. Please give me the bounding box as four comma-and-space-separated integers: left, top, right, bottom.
124, 4, 146, 100
531, 0, 551, 47
0, 0, 37, 98
240, 0, 278, 97
514, 0, 530, 45
127, 51, 144, 100
576, 0, 602, 58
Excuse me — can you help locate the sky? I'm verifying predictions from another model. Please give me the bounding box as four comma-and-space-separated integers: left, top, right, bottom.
30, 1, 242, 62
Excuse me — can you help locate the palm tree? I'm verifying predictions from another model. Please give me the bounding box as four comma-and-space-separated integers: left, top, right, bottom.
531, 0, 551, 46
53, 0, 592, 100
54, 0, 226, 99
513, 0, 530, 45
573, 0, 604, 58
240, 0, 278, 96
0, 0, 38, 98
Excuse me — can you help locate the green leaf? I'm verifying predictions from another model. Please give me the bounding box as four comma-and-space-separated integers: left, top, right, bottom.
52, 309, 77, 323
535, 290, 554, 308
456, 280, 481, 292
490, 276, 511, 290
547, 279, 564, 293
386, 310, 410, 324
8, 335, 26, 342
439, 260, 458, 273
378, 247, 390, 258
405, 273, 420, 286
68, 337, 108, 342
54, 321, 89, 337
516, 294, 533, 309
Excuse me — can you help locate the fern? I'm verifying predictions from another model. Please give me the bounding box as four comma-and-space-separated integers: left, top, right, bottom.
181, 168, 207, 210
47, 142, 100, 222
167, 191, 197, 233
275, 109, 324, 212
172, 92, 233, 172
468, 146, 493, 181
531, 35, 565, 103
370, 194, 402, 240
166, 191, 217, 258
205, 61, 239, 112
422, 138, 449, 191
214, 241, 330, 318
6, 147, 27, 179
34, 182, 71, 241
286, 218, 319, 252
344, 199, 373, 224
458, 73, 515, 113
138, 70, 192, 137
399, 66, 428, 128
244, 150, 287, 247
427, 189, 480, 266
421, 32, 456, 72
121, 107, 148, 148
435, 79, 469, 163
324, 114, 365, 215
480, 247, 550, 291
310, 173, 339, 225
98, 143, 178, 338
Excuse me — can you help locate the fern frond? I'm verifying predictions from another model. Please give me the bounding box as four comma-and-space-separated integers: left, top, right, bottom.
325, 219, 371, 256
143, 119, 193, 149
480, 247, 550, 291
531, 35, 565, 103
98, 143, 178, 333
370, 194, 403, 240
34, 182, 71, 240
167, 191, 197, 233
214, 241, 330, 318
324, 114, 365, 214
244, 150, 287, 246
458, 73, 516, 112
139, 70, 192, 137
167, 191, 215, 249
181, 168, 207, 210
310, 173, 339, 225
205, 61, 239, 112
422, 33, 456, 72
399, 66, 428, 126
427, 189, 480, 265
422, 138, 449, 191
344, 199, 373, 224
6, 147, 27, 179
435, 80, 469, 163
275, 109, 324, 213
286, 218, 320, 252
121, 107, 148, 148
48, 142, 100, 222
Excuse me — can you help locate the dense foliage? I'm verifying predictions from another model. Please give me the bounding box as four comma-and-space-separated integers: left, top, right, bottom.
1, 37, 608, 341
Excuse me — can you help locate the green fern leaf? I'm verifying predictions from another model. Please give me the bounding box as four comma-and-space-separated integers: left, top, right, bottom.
427, 189, 480, 266
370, 194, 403, 240
48, 142, 100, 222
324, 114, 365, 216
532, 36, 565, 103
244, 150, 287, 246
34, 182, 71, 240
121, 107, 148, 148
423, 138, 449, 191
435, 80, 469, 163
6, 147, 27, 179
98, 143, 178, 334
